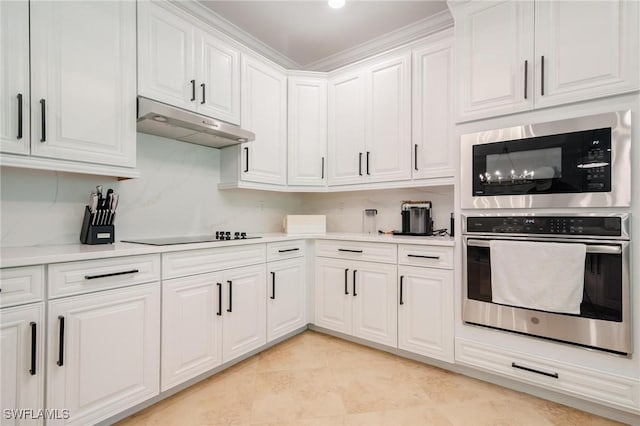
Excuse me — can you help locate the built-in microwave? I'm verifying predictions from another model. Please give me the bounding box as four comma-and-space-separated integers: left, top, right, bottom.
461, 111, 631, 209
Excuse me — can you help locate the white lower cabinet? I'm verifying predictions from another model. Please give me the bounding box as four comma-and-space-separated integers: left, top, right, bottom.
315, 256, 397, 347
161, 273, 223, 392
46, 284, 160, 425
398, 265, 453, 362
267, 257, 306, 342
1, 303, 45, 426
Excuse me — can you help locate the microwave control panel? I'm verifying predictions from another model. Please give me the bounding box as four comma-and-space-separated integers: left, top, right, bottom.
465, 216, 622, 236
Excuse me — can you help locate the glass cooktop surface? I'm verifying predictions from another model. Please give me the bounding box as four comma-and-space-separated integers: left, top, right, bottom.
122, 236, 261, 246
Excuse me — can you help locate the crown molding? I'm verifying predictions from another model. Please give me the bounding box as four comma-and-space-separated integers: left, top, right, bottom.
170, 0, 302, 70
303, 9, 454, 72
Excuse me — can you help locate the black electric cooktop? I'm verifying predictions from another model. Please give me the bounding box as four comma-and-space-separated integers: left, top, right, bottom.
122, 235, 261, 246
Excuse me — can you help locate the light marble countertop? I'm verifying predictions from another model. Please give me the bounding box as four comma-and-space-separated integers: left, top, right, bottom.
0, 233, 454, 268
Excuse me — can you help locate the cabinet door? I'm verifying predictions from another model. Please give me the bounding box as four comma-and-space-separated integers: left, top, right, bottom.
0, 0, 30, 155
327, 71, 366, 186
47, 284, 160, 425
29, 1, 136, 167
137, 1, 196, 112
221, 264, 267, 363
196, 31, 240, 124
365, 54, 411, 183
288, 77, 328, 187
455, 1, 534, 122
352, 261, 397, 347
267, 258, 306, 342
161, 273, 223, 392
241, 56, 287, 185
534, 0, 639, 109
1, 303, 45, 426
412, 35, 455, 180
314, 257, 352, 334
398, 266, 453, 362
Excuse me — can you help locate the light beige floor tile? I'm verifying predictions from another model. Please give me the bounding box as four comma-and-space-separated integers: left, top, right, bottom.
344, 406, 453, 426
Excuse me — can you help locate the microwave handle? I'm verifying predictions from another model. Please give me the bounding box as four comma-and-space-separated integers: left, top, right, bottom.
466, 239, 621, 255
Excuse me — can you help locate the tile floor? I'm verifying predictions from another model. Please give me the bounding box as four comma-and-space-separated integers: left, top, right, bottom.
117, 331, 623, 426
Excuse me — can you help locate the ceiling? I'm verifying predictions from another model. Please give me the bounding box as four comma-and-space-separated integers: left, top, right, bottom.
200, 1, 449, 71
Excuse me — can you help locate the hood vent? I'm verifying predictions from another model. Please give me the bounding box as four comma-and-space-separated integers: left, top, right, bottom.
136, 97, 255, 149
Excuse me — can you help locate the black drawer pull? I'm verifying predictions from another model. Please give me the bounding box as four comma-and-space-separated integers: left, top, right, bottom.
278, 248, 300, 253
227, 280, 233, 313
17, 93, 23, 139
29, 322, 37, 375
399, 276, 404, 306
523, 60, 528, 99
84, 269, 139, 280
366, 151, 370, 175
540, 56, 545, 96
352, 270, 357, 296
57, 316, 65, 367
414, 144, 418, 171
407, 254, 439, 260
244, 147, 249, 172
321, 157, 325, 179
358, 152, 363, 176
344, 268, 349, 295
216, 283, 222, 316
338, 249, 363, 253
511, 362, 558, 379
40, 99, 46, 142
201, 83, 206, 104
190, 79, 196, 101
270, 271, 276, 300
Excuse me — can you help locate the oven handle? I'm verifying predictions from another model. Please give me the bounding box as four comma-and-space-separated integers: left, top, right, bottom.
466, 239, 621, 255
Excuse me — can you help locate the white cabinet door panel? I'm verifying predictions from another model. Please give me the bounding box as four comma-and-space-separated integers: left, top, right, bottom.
0, 0, 30, 155
267, 258, 306, 342
30, 0, 136, 167
314, 257, 352, 334
366, 54, 411, 183
534, 0, 639, 108
352, 262, 397, 347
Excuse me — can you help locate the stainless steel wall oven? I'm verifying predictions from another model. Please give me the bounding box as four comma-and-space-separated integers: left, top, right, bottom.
462, 214, 631, 355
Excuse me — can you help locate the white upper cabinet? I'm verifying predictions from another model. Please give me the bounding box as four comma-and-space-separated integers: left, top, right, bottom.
534, 0, 639, 109
240, 56, 287, 185
0, 0, 30, 156
366, 54, 411, 183
288, 76, 328, 187
29, 0, 136, 167
328, 70, 367, 186
412, 33, 455, 180
138, 1, 240, 124
453, 0, 639, 122
454, 1, 534, 122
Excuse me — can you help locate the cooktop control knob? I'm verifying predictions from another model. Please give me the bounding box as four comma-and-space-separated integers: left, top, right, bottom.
234, 232, 240, 239
241, 232, 247, 239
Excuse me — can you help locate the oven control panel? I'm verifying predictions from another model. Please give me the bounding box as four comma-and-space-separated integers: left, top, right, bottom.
465, 216, 622, 236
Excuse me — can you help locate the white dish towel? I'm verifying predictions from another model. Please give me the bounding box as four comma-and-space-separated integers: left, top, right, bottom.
490, 240, 586, 314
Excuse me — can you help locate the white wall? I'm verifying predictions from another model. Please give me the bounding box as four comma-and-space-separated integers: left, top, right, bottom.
300, 187, 454, 234
0, 133, 303, 247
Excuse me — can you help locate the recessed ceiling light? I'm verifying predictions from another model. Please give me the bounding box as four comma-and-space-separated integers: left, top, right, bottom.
328, 0, 345, 9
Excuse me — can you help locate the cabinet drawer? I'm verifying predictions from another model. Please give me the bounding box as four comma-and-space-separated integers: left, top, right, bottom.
398, 245, 453, 269
48, 255, 160, 299
455, 338, 640, 412
163, 244, 266, 279
0, 265, 45, 308
315, 240, 396, 264
267, 240, 305, 261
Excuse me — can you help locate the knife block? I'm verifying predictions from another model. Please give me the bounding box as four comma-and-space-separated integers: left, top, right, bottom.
80, 206, 115, 244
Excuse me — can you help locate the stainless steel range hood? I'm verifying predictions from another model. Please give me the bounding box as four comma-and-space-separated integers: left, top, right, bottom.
136, 97, 255, 148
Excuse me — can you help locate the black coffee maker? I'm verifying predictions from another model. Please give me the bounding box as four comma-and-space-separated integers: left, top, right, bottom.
393, 201, 433, 236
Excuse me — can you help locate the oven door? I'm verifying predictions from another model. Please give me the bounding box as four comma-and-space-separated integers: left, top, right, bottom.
463, 237, 631, 355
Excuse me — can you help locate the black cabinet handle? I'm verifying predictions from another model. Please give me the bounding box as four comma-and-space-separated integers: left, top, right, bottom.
278, 248, 300, 253
244, 147, 249, 172
511, 362, 558, 379
17, 93, 23, 139
352, 270, 357, 296
414, 144, 418, 171
366, 151, 370, 175
57, 316, 65, 367
216, 283, 222, 316
407, 254, 439, 260
190, 79, 196, 101
321, 157, 325, 179
524, 60, 528, 99
29, 322, 37, 375
227, 280, 233, 313
358, 152, 363, 176
338, 248, 363, 253
540, 56, 545, 96
344, 268, 349, 295
84, 269, 139, 280
399, 276, 404, 305
201, 83, 206, 104
40, 99, 46, 142
270, 271, 276, 299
